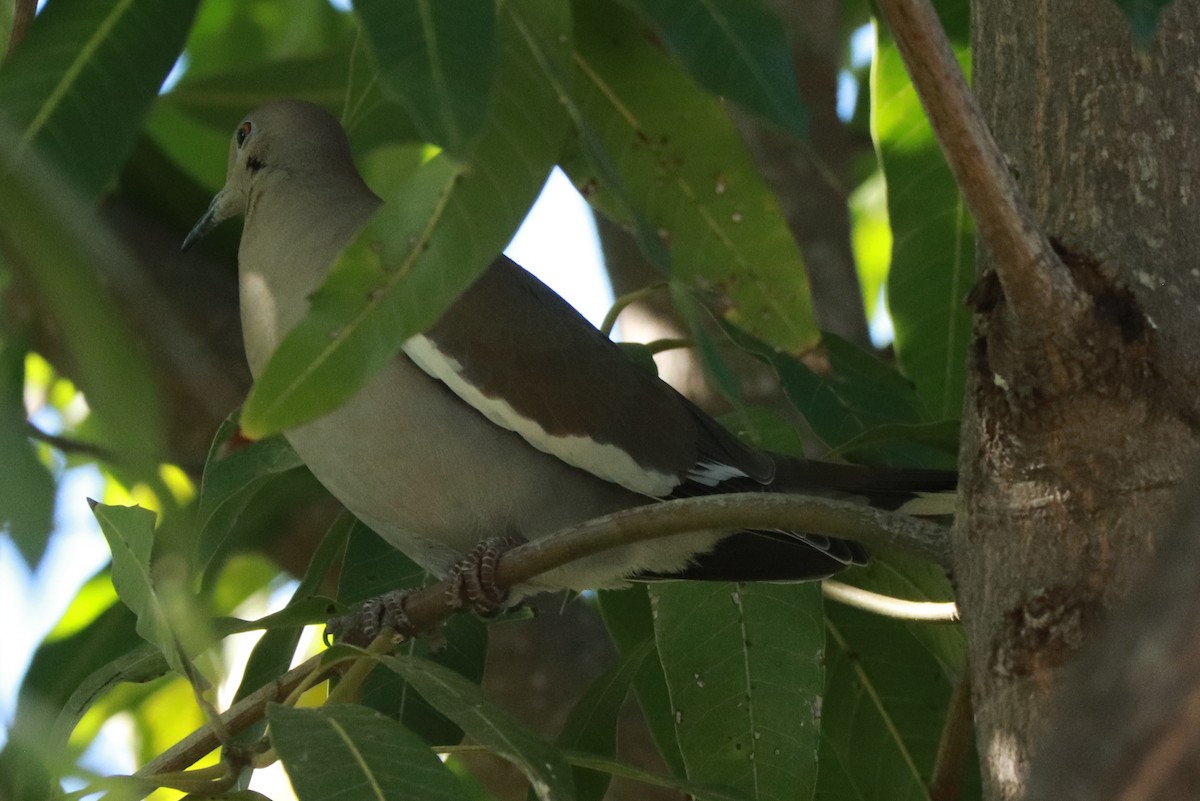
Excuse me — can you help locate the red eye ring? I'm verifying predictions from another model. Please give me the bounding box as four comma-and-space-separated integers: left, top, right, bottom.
236, 121, 252, 147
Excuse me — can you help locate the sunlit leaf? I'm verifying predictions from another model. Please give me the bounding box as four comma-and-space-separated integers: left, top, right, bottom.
567, 0, 819, 351
874, 2, 973, 420
91, 503, 205, 682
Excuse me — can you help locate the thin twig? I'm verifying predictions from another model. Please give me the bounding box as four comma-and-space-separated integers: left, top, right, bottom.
25, 422, 115, 463
875, 0, 1083, 326
600, 283, 669, 337
823, 580, 959, 621
930, 668, 974, 801
132, 492, 950, 782
4, 0, 35, 61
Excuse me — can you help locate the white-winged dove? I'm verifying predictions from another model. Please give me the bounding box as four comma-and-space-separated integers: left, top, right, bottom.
183, 99, 954, 612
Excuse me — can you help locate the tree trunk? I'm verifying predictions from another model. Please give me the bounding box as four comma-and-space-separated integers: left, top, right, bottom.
960, 2, 1200, 798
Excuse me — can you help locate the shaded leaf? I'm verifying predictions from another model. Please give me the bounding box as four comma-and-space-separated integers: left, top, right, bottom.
597, 586, 686, 777
620, 0, 808, 137
565, 751, 756, 801
194, 412, 305, 574
378, 655, 575, 801
355, 0, 496, 154
0, 339, 55, 565
0, 124, 164, 466
269, 703, 470, 801
817, 602, 977, 800
651, 581, 824, 801
336, 524, 488, 747
0, 0, 200, 199
555, 640, 654, 801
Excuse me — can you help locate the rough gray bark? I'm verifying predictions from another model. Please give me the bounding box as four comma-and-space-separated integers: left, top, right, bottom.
1027, 462, 1200, 800
960, 2, 1200, 798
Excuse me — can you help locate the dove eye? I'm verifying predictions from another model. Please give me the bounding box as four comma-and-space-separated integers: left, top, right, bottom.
236, 121, 253, 148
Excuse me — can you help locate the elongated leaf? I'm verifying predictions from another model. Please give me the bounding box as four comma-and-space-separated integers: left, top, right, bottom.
378, 655, 575, 801
725, 325, 946, 464
240, 0, 571, 436
91, 503, 203, 682
355, 0, 496, 155
0, 125, 164, 466
0, 0, 200, 199
619, 0, 808, 137
194, 413, 305, 572
564, 752, 756, 801
597, 586, 686, 777
556, 641, 653, 801
0, 339, 55, 565
874, 2, 973, 420
651, 581, 824, 801
269, 703, 470, 801
568, 0, 819, 351
231, 512, 356, 727
817, 603, 978, 801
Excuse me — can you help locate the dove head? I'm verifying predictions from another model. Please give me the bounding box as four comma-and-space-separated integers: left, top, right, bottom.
182, 100, 360, 251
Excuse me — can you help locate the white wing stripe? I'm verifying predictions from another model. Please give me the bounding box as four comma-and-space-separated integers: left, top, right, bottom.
403, 335, 680, 497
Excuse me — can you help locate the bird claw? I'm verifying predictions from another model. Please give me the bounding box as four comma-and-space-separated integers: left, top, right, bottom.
445, 535, 525, 617
325, 536, 524, 646
324, 590, 413, 647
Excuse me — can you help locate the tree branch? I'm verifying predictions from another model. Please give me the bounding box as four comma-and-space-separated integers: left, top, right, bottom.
3, 0, 35, 61
132, 493, 950, 781
875, 0, 1084, 326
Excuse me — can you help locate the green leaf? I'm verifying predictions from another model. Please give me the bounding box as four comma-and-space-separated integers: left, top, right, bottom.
817, 602, 977, 800
837, 549, 965, 674
725, 325, 942, 462
378, 655, 575, 801
873, 3, 973, 420
0, 125, 164, 467
597, 586, 686, 777
240, 0, 572, 436
651, 582, 824, 801
268, 703, 470, 801
355, 0, 496, 155
555, 640, 654, 801
0, 0, 200, 199
231, 512, 356, 732
564, 751, 757, 801
0, 339, 55, 566
91, 503, 204, 682
568, 0, 819, 351
619, 0, 808, 138
1111, 0, 1176, 46
335, 525, 488, 747
194, 413, 305, 573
